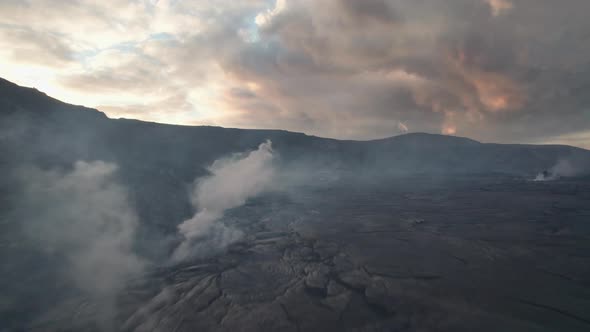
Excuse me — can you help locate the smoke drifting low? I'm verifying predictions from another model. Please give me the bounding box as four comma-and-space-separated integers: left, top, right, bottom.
17, 161, 146, 325
534, 160, 579, 181
172, 140, 276, 262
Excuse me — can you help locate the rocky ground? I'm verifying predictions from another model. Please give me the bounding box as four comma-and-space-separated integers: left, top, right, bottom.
99, 175, 590, 332
9, 175, 590, 331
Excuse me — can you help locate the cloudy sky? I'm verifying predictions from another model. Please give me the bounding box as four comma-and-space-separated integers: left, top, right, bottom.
1, 0, 589, 147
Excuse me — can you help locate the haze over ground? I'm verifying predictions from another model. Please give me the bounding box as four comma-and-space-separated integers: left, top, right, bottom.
2, 77, 590, 331
1, 0, 589, 148
2, 1, 590, 331
2, 66, 590, 330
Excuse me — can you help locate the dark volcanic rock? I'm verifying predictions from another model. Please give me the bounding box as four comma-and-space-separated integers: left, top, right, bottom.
3, 77, 590, 331
337, 269, 372, 291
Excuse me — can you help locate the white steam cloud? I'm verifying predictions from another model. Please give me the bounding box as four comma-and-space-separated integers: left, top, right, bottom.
19, 161, 146, 324
534, 159, 578, 181
397, 121, 409, 133
172, 140, 275, 262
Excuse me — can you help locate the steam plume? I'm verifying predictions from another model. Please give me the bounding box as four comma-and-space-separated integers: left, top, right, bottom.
534, 159, 577, 181
18, 161, 146, 326
172, 140, 275, 261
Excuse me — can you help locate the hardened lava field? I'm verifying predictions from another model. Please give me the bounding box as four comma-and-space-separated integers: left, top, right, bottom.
116, 175, 590, 332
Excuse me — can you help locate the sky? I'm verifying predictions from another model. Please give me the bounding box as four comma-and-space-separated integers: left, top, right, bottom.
1, 0, 589, 148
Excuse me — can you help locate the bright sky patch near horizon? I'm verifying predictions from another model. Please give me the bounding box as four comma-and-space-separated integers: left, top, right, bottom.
1, 0, 589, 148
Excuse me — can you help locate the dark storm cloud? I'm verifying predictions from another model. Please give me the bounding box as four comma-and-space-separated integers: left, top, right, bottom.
1, 0, 589, 146
209, 0, 590, 143
337, 0, 400, 27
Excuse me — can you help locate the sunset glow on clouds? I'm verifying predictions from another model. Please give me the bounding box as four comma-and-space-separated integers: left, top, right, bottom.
1, 0, 589, 147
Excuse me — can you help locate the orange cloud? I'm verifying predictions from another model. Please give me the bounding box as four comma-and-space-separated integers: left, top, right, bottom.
470, 70, 526, 112
442, 125, 456, 135
449, 49, 527, 113
485, 0, 513, 17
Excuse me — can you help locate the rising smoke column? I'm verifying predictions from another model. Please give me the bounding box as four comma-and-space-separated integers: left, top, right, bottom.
18, 161, 146, 327
534, 159, 577, 181
172, 140, 275, 262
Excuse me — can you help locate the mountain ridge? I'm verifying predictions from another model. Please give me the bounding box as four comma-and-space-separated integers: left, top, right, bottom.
7, 77, 586, 150
1, 76, 589, 181
4, 76, 590, 155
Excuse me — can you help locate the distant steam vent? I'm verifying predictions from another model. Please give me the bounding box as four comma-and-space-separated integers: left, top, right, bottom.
534, 160, 577, 181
